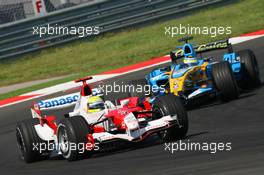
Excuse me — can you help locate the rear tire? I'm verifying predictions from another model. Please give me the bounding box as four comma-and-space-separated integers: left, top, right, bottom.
57, 116, 91, 161
153, 94, 188, 141
16, 118, 44, 163
211, 61, 239, 101
237, 49, 261, 88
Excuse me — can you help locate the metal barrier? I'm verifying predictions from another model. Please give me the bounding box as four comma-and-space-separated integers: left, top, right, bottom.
0, 0, 226, 60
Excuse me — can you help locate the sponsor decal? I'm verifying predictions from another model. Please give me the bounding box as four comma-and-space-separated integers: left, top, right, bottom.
195, 41, 228, 52
172, 40, 228, 59
38, 93, 79, 109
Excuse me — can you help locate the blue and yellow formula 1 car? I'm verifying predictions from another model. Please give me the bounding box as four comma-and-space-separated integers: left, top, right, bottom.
131, 36, 261, 105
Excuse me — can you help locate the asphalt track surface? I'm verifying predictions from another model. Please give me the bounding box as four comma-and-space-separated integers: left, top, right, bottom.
0, 37, 264, 175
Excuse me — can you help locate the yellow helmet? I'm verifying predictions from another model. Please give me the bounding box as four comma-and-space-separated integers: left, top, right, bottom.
87, 96, 105, 113
183, 56, 198, 65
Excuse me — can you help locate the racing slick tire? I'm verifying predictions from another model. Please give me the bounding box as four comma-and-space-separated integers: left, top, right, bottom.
57, 116, 92, 161
129, 79, 149, 98
16, 118, 45, 163
237, 49, 261, 88
211, 61, 239, 101
153, 94, 188, 141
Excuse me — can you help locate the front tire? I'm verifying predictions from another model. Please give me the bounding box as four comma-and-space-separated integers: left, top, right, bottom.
57, 116, 91, 161
211, 61, 239, 101
153, 94, 188, 141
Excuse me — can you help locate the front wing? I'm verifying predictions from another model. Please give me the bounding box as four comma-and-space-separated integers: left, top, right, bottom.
92, 115, 179, 143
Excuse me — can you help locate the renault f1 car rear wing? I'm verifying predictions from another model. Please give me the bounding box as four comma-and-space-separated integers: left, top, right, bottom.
195, 39, 232, 53
170, 39, 233, 61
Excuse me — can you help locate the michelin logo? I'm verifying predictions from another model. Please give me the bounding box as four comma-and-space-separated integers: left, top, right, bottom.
38, 93, 80, 109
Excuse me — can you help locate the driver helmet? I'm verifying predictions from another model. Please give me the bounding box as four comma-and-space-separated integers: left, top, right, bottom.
87, 96, 105, 113
183, 44, 198, 66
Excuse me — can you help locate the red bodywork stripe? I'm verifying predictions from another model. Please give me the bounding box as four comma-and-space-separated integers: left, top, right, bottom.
0, 95, 39, 107
41, 116, 58, 134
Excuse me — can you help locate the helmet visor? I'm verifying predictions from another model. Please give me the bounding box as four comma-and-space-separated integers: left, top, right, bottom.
88, 102, 105, 110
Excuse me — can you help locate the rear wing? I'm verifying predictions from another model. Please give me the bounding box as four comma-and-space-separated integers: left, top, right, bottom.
37, 92, 80, 111
30, 92, 80, 121
34, 88, 103, 111
195, 39, 231, 52
170, 39, 232, 61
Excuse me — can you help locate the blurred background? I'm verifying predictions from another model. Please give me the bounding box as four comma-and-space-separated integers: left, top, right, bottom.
0, 0, 98, 24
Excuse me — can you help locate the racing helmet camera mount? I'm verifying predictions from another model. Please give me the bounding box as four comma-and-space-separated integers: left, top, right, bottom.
178, 36, 194, 43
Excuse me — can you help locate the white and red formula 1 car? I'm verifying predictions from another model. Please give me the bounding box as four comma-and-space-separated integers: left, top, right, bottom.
16, 76, 188, 163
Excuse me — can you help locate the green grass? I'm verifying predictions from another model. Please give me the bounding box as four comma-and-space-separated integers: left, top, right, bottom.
0, 0, 263, 100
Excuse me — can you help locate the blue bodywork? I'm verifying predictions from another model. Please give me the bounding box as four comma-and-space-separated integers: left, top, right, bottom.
145, 40, 244, 104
